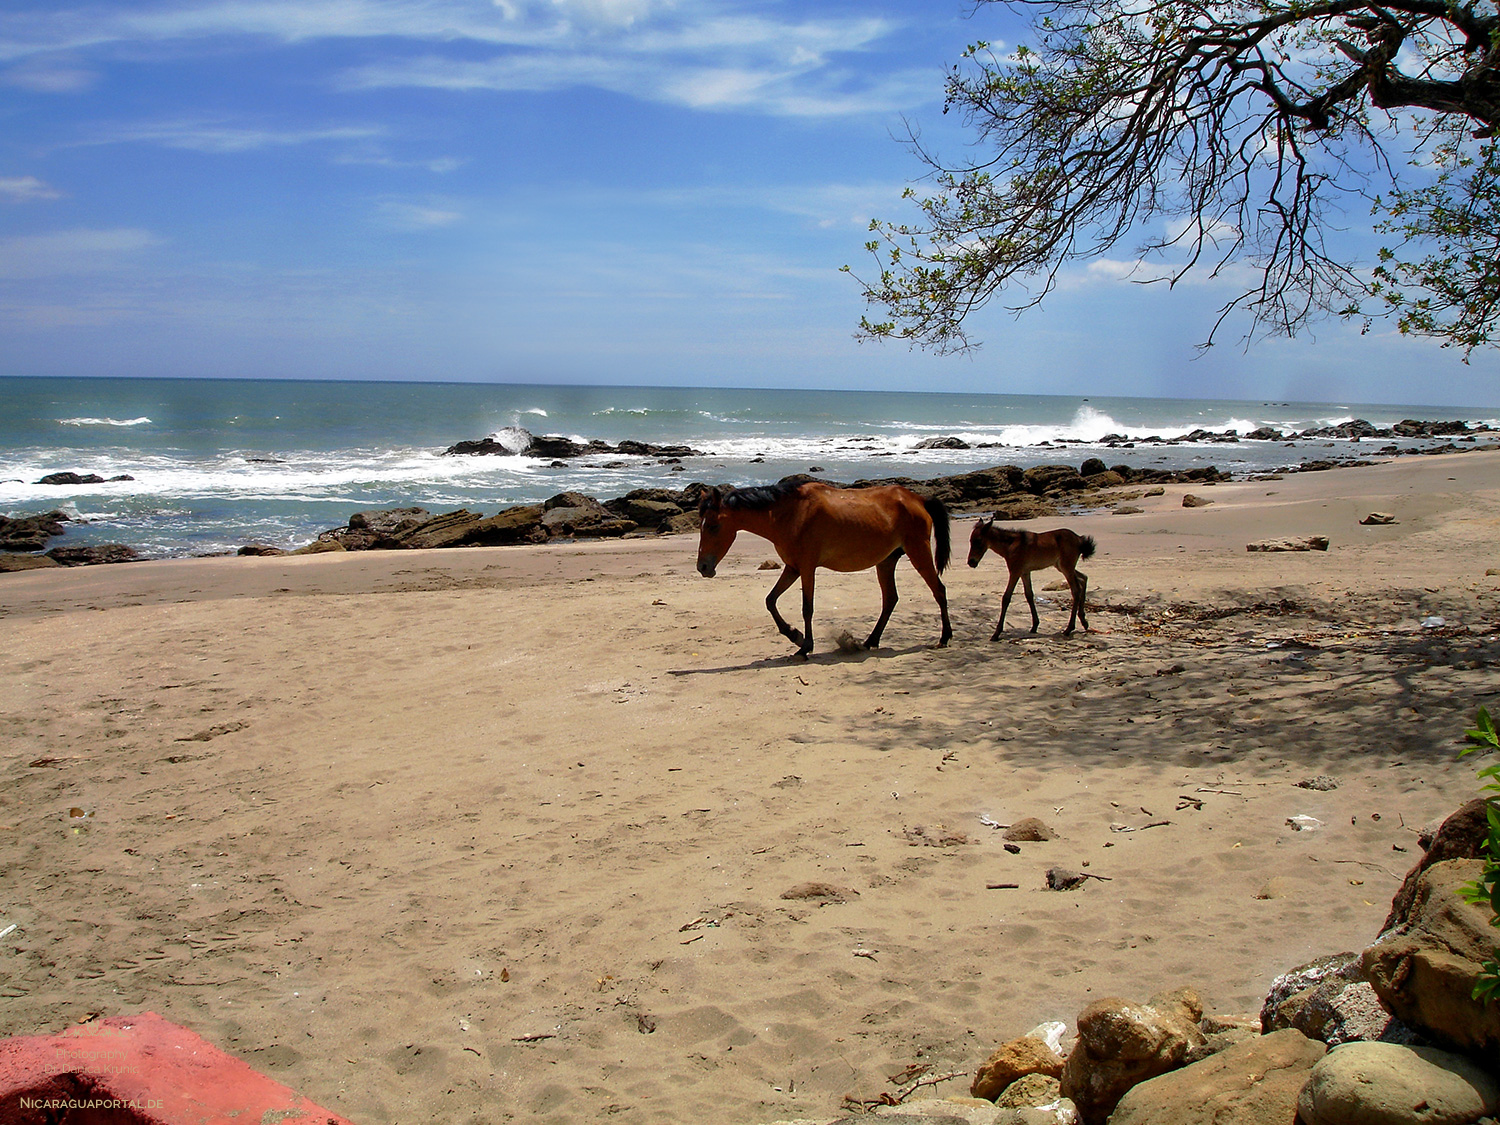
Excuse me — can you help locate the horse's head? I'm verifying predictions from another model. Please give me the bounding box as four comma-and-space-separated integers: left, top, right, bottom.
696, 486, 736, 577
967, 517, 994, 568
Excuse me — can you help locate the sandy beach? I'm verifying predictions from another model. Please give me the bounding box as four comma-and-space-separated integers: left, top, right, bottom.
2, 450, 1498, 1124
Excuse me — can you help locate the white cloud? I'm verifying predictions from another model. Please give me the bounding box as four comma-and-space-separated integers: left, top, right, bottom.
0, 1, 926, 117
375, 199, 465, 229
0, 54, 97, 92
0, 228, 159, 278
0, 175, 62, 202
83, 120, 384, 153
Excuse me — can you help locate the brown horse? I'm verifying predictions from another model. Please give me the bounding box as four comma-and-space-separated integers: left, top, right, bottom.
697, 479, 952, 658
966, 518, 1095, 639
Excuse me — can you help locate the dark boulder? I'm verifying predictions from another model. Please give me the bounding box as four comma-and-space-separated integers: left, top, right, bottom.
615, 440, 705, 458
0, 510, 71, 552
37, 472, 105, 485
1393, 419, 1470, 437
914, 436, 971, 450
45, 544, 139, 566
1023, 464, 1088, 494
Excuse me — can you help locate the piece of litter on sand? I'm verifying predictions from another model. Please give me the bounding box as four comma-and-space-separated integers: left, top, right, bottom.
1421, 616, 1446, 628
978, 814, 1008, 830
853, 948, 878, 960
1287, 815, 1323, 832
0, 924, 16, 940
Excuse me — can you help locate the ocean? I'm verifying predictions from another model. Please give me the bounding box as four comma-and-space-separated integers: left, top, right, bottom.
3, 376, 1497, 559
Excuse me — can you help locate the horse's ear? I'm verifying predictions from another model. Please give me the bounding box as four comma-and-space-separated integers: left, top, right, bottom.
699, 486, 721, 513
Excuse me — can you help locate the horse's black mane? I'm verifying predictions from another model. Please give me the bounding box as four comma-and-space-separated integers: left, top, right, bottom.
722, 476, 814, 511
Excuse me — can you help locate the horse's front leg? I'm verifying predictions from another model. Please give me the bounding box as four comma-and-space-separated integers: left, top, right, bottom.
1022, 572, 1040, 633
765, 565, 804, 649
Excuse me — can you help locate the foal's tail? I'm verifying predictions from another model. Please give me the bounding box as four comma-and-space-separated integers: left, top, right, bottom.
924, 496, 951, 574
1079, 534, 1097, 560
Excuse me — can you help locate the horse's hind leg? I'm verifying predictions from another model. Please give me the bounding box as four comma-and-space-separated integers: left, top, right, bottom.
905, 541, 951, 647
864, 551, 901, 649
796, 569, 816, 658
1073, 570, 1089, 633
1022, 572, 1040, 633
766, 565, 805, 649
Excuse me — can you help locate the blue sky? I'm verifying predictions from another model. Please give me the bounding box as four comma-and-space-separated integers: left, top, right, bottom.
1, 0, 1496, 407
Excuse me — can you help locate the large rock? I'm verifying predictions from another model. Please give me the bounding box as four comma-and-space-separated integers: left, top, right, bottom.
1383, 799, 1490, 932
1059, 988, 1207, 1125
0, 554, 61, 572
44, 544, 139, 566
1260, 952, 1406, 1045
1022, 465, 1087, 494
1362, 857, 1500, 1064
1261, 954, 1363, 1029
970, 1035, 1064, 1101
1297, 1041, 1499, 1125
458, 505, 549, 546
327, 506, 431, 549
540, 492, 635, 537
396, 509, 486, 550
1271, 979, 1405, 1047
0, 510, 70, 551
1108, 1027, 1325, 1125
36, 471, 104, 485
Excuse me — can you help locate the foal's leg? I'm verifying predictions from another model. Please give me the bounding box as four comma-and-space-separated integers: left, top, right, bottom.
994, 568, 1022, 641
765, 565, 805, 649
1021, 571, 1041, 633
905, 541, 951, 647
864, 551, 901, 649
1073, 570, 1089, 633
1061, 565, 1080, 634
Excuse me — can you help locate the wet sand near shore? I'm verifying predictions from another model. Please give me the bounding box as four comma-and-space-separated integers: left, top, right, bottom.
2, 450, 1497, 1124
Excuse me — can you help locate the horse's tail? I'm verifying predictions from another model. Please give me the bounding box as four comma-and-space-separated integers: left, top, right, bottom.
924, 496, 951, 574
1079, 534, 1097, 560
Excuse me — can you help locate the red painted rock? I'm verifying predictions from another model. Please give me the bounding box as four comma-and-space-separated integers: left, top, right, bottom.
0, 1011, 353, 1125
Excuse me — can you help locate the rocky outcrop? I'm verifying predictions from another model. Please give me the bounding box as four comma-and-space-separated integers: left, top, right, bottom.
1382, 798, 1491, 932
1107, 1028, 1325, 1125
1297, 1041, 1498, 1125
0, 554, 61, 572
542, 492, 637, 537
35, 472, 134, 485
0, 510, 70, 551
1059, 987, 1207, 1125
1261, 954, 1364, 1032
1246, 536, 1330, 552
443, 429, 705, 459
44, 544, 139, 566
1362, 858, 1500, 1064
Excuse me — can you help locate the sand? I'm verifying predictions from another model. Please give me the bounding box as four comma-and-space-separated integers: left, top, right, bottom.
2, 450, 1498, 1124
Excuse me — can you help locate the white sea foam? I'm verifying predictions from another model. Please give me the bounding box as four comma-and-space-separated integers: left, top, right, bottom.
57, 416, 152, 427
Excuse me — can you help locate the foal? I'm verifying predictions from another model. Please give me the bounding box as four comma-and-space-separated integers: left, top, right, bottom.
966, 518, 1095, 639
